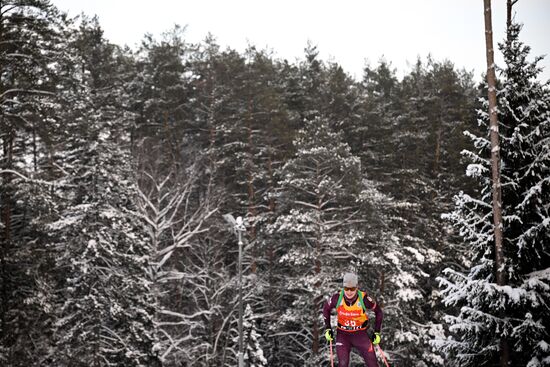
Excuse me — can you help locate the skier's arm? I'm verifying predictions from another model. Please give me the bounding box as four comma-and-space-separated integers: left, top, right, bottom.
322, 293, 339, 329
363, 294, 384, 332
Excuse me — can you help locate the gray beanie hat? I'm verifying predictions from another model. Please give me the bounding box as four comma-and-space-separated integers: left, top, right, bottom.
343, 272, 358, 288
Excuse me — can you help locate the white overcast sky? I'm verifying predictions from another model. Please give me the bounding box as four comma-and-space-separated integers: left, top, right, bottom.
50, 0, 550, 82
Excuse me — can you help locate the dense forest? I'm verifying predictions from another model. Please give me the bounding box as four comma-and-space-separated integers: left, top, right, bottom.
0, 1, 548, 366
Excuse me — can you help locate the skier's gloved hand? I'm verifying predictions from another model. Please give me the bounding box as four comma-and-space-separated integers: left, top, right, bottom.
324, 328, 334, 342
372, 332, 381, 345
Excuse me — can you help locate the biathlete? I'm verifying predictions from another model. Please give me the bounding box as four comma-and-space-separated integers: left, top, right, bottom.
322, 272, 384, 367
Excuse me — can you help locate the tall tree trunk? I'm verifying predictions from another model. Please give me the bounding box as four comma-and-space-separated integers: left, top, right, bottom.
433, 126, 442, 177
433, 98, 444, 179
247, 97, 257, 273
0, 5, 7, 333
483, 1, 509, 365
507, 0, 519, 45
0, 129, 13, 339
162, 111, 177, 168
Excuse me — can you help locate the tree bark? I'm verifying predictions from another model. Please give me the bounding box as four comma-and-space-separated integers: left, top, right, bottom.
483, 1, 509, 365
0, 127, 13, 339
433, 115, 442, 178
247, 97, 257, 273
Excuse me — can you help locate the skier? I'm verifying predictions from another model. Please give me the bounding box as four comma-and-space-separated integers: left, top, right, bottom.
322, 272, 383, 367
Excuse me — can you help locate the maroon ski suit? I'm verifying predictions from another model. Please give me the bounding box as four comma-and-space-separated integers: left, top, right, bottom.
322, 291, 383, 367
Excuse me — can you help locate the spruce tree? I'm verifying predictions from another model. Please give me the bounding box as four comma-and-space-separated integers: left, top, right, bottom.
436, 23, 550, 366
48, 18, 160, 366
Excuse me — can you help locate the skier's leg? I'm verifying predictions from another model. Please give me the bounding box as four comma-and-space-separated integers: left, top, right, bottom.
335, 330, 352, 367
352, 330, 378, 367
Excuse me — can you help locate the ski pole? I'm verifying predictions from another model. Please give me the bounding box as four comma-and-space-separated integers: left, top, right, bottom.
329, 339, 335, 367
376, 345, 390, 367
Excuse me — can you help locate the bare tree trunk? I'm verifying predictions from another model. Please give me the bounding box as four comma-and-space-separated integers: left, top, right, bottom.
507, 0, 519, 44
433, 96, 444, 179
0, 128, 13, 339
433, 125, 442, 177
0, 5, 8, 335
247, 97, 257, 273
483, 1, 509, 366
162, 111, 177, 168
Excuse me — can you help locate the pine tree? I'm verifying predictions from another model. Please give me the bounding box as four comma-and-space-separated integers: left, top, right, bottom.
323, 62, 363, 150
355, 59, 404, 197
47, 18, 160, 366
436, 23, 550, 367
0, 1, 66, 363
131, 25, 190, 167
298, 42, 325, 122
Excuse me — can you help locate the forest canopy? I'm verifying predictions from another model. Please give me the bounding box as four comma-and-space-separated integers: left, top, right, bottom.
0, 1, 548, 366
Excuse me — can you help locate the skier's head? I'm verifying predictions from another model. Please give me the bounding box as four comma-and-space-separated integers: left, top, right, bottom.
343, 272, 358, 298
343, 272, 358, 288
